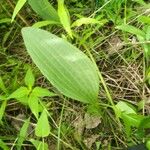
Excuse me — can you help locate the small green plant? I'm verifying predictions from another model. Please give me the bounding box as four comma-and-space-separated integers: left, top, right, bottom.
0, 68, 56, 149
7, 68, 56, 119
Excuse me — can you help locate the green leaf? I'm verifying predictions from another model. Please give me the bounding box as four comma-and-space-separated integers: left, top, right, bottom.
32, 20, 61, 28
138, 16, 150, 25
116, 24, 145, 38
0, 95, 6, 101
25, 68, 35, 89
138, 117, 150, 130
58, 0, 72, 37
17, 118, 30, 150
0, 18, 11, 24
132, 0, 146, 5
29, 139, 48, 150
0, 77, 7, 94
28, 0, 59, 22
146, 26, 150, 41
22, 27, 99, 103
11, 0, 27, 22
72, 17, 106, 27
28, 95, 39, 119
35, 110, 51, 137
122, 113, 144, 138
0, 139, 9, 150
0, 100, 7, 123
116, 101, 136, 116
146, 140, 150, 150
8, 87, 29, 99
32, 87, 56, 97
17, 96, 28, 105
122, 113, 143, 127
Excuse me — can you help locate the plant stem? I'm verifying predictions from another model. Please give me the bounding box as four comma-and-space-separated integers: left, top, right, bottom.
57, 98, 65, 150
83, 45, 115, 108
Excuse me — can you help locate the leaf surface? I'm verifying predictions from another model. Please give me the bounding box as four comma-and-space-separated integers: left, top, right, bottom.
11, 0, 27, 22
8, 87, 29, 99
116, 24, 145, 38
25, 68, 35, 89
35, 110, 50, 137
58, 0, 72, 37
28, 95, 39, 119
17, 118, 30, 150
22, 27, 99, 103
28, 0, 59, 22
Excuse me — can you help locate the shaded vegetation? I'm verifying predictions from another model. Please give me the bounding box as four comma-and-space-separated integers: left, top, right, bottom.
0, 0, 150, 149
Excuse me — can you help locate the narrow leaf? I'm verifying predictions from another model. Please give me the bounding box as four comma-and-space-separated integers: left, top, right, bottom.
29, 139, 48, 150
0, 139, 9, 150
32, 20, 60, 28
17, 118, 30, 150
28, 0, 60, 22
25, 68, 35, 89
58, 0, 72, 37
0, 100, 7, 123
11, 0, 27, 22
8, 87, 29, 99
132, 0, 146, 5
35, 110, 50, 137
72, 17, 106, 27
138, 16, 150, 25
0, 18, 11, 24
32, 87, 56, 97
116, 24, 145, 38
22, 27, 99, 103
0, 95, 6, 101
28, 95, 39, 119
0, 77, 7, 94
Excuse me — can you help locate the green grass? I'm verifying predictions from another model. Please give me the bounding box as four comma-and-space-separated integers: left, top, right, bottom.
0, 0, 150, 149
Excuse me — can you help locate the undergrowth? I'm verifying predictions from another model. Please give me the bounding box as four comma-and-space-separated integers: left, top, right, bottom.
0, 0, 150, 149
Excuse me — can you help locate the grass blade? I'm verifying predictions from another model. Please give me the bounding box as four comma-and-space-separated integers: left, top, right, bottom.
58, 0, 72, 37
0, 139, 9, 150
11, 0, 27, 22
116, 24, 145, 38
0, 100, 7, 123
17, 118, 30, 150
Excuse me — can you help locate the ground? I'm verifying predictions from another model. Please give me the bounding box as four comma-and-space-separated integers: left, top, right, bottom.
0, 0, 150, 150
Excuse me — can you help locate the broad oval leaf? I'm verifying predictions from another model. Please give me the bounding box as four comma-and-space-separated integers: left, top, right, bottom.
22, 27, 99, 103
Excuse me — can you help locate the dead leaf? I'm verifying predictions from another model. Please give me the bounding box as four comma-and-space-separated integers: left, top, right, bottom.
73, 115, 85, 136
84, 134, 100, 149
108, 36, 123, 55
11, 114, 26, 131
10, 114, 33, 135
84, 113, 101, 129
